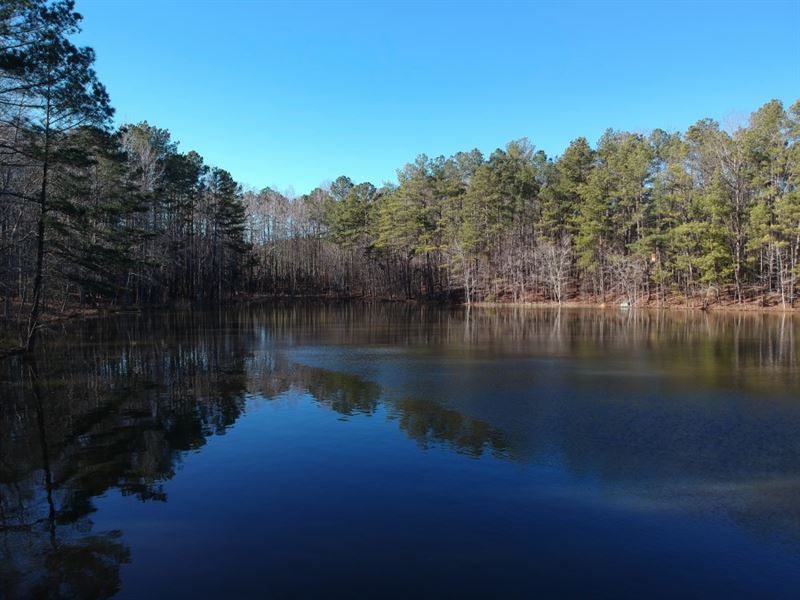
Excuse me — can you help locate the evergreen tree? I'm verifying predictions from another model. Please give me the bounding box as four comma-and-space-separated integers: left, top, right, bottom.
0, 0, 112, 349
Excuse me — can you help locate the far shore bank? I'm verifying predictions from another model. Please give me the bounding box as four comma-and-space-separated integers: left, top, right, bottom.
468, 300, 799, 313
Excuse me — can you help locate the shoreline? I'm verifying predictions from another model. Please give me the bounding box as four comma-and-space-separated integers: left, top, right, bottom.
468, 301, 799, 313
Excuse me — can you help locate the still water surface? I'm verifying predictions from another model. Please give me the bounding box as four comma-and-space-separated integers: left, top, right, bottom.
1, 305, 799, 598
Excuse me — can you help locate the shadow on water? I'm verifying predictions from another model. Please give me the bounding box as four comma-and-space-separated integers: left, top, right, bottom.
0, 304, 798, 597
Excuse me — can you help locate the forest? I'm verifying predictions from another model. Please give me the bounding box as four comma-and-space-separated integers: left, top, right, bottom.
2, 1, 799, 351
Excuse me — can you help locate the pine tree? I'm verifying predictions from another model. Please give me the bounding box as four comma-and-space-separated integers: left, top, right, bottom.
1, 0, 112, 349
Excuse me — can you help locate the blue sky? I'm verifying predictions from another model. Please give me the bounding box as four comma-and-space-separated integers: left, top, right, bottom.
76, 0, 799, 195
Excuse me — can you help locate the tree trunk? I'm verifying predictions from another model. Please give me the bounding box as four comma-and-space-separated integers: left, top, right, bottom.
26, 101, 51, 352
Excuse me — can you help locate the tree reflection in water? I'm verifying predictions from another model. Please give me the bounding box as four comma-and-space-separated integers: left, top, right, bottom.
1, 307, 510, 597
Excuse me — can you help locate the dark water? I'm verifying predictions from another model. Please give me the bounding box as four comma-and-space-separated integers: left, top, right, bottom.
1, 305, 799, 598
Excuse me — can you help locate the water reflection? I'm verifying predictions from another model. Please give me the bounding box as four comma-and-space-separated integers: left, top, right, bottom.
0, 305, 798, 597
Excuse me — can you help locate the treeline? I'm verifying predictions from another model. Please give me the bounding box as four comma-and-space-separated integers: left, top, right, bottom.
1, 0, 252, 351
2, 2, 799, 349
310, 100, 799, 309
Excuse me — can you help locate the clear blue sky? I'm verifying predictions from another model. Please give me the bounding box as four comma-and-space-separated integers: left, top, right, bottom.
75, 0, 799, 195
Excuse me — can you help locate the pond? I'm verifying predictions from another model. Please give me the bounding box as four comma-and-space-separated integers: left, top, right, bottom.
1, 305, 799, 598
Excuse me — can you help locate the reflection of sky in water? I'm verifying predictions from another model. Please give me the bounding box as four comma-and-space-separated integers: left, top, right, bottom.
98, 393, 800, 598
281, 343, 800, 549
